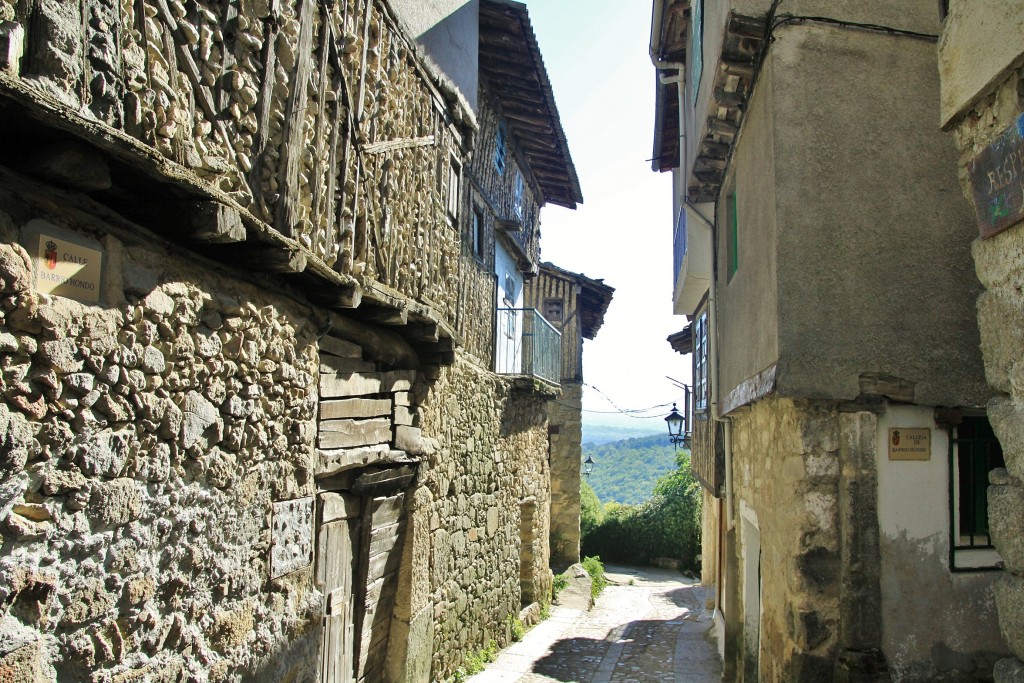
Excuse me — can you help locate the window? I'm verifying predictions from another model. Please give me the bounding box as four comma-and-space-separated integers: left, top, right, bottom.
472, 208, 485, 260
447, 156, 461, 219
494, 123, 508, 175
514, 170, 525, 220
950, 416, 1005, 570
693, 310, 708, 411
543, 298, 563, 323
503, 272, 517, 306
727, 190, 738, 280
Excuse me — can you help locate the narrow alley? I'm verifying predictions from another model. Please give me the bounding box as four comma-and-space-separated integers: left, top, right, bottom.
468, 566, 721, 683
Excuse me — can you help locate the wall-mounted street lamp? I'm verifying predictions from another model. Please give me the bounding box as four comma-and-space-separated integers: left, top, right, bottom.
665, 385, 692, 450
583, 455, 596, 477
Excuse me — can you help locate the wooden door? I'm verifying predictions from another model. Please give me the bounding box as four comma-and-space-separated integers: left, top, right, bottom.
318, 493, 360, 683
354, 493, 407, 683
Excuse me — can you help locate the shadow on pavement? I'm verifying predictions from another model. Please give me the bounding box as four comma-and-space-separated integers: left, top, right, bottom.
530, 615, 715, 683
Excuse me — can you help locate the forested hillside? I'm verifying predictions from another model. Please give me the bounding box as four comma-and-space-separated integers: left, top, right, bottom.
583, 434, 679, 505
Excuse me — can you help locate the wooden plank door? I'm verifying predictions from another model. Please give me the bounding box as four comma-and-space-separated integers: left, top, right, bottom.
318, 493, 361, 683
355, 493, 407, 683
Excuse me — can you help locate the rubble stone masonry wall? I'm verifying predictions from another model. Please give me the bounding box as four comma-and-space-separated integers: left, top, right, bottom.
418, 356, 552, 679
547, 382, 581, 569
0, 199, 322, 681
948, 61, 1024, 679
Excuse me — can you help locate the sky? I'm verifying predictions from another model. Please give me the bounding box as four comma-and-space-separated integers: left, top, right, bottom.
524, 2, 692, 431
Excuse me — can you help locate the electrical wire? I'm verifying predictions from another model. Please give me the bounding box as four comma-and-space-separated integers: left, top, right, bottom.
569, 383, 685, 419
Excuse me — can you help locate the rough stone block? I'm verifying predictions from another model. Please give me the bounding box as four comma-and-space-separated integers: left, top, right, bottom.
318, 418, 391, 449
990, 483, 1024, 574
995, 573, 1024, 660
978, 291, 1024, 394
271, 497, 314, 579
994, 657, 1024, 683
394, 405, 415, 426
88, 478, 142, 527
319, 398, 391, 420
989, 396, 1024, 480
0, 639, 50, 682
385, 606, 434, 683
0, 242, 31, 293
394, 425, 423, 455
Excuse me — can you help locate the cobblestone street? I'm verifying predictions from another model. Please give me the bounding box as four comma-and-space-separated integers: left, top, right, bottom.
467, 566, 722, 683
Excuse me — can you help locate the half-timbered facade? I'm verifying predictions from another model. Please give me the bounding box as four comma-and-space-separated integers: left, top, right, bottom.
0, 0, 579, 681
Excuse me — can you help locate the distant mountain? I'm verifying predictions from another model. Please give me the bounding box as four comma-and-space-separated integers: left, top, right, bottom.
581, 422, 661, 446
582, 434, 680, 506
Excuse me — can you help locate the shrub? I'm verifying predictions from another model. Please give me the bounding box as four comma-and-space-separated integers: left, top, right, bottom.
581, 450, 702, 571
451, 640, 498, 682
581, 555, 607, 600
552, 572, 569, 598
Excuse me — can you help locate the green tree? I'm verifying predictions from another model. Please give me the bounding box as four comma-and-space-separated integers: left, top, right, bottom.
580, 479, 604, 537
581, 450, 702, 570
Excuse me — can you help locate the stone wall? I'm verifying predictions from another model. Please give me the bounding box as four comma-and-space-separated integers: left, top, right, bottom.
417, 356, 553, 679
726, 394, 1006, 682
725, 397, 843, 682
0, 196, 322, 681
943, 49, 1024, 681
548, 381, 581, 569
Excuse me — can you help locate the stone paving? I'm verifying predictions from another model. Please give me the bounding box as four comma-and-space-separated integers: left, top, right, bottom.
466, 565, 722, 683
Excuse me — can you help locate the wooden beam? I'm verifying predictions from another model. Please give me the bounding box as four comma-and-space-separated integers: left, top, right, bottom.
356, 303, 409, 326
25, 141, 111, 191
309, 284, 363, 309
231, 245, 308, 273
181, 201, 247, 243
328, 311, 420, 369
713, 87, 746, 108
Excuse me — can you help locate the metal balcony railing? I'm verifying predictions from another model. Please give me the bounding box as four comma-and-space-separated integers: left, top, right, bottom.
495, 308, 562, 384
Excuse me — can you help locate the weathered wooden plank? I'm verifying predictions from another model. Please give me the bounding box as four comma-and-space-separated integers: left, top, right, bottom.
327, 312, 419, 368
369, 495, 404, 527
320, 355, 377, 374
319, 398, 392, 420
274, 0, 317, 236
247, 6, 280, 206
364, 543, 402, 582
318, 418, 391, 449
320, 373, 382, 398
362, 135, 436, 155
351, 465, 417, 496
319, 492, 361, 524
317, 445, 396, 477
231, 245, 307, 273
321, 334, 363, 359
355, 303, 409, 326
366, 522, 404, 560
319, 371, 415, 398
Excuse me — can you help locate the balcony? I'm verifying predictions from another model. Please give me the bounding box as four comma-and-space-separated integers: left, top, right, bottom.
495, 308, 562, 385
672, 206, 713, 316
